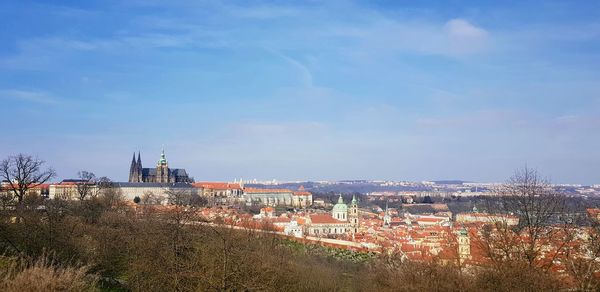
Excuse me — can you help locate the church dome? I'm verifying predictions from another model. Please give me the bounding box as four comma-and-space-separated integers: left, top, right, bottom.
332, 195, 348, 213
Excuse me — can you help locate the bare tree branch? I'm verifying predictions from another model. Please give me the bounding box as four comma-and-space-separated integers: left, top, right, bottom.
0, 154, 56, 204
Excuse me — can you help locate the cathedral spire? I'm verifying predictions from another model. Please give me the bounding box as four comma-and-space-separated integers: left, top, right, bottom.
137, 151, 142, 169
129, 152, 137, 182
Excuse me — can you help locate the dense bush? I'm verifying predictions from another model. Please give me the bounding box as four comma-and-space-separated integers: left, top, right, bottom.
0, 197, 593, 291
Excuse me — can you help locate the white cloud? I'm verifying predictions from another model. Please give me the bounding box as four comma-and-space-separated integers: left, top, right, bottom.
0, 89, 57, 104
444, 19, 488, 38
442, 19, 489, 55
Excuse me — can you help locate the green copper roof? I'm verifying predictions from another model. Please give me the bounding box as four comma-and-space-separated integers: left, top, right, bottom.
157, 148, 167, 165
332, 194, 348, 212
460, 228, 468, 236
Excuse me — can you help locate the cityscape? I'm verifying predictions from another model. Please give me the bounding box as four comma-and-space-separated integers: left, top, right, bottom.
1, 149, 599, 291
1, 1, 600, 291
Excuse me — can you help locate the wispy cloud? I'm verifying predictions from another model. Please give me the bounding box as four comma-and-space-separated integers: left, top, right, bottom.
0, 89, 58, 105
2, 1, 599, 183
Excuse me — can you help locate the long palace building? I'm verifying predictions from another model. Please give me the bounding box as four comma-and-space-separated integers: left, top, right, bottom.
27, 149, 313, 207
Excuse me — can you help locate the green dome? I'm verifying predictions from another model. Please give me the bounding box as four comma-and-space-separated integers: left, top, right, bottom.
332, 195, 348, 213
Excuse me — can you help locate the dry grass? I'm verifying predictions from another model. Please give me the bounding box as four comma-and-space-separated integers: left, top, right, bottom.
0, 256, 96, 292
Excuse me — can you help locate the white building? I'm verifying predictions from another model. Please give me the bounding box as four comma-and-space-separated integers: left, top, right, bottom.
243, 187, 312, 208
306, 195, 359, 236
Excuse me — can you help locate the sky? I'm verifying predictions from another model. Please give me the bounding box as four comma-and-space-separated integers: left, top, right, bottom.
0, 0, 599, 184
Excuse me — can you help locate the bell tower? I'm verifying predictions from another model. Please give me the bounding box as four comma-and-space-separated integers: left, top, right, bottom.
349, 194, 359, 233
457, 227, 471, 264
156, 148, 169, 183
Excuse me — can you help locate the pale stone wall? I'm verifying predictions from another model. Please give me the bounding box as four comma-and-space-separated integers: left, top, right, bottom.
119, 186, 199, 203
292, 194, 313, 208
244, 192, 293, 206
307, 223, 352, 236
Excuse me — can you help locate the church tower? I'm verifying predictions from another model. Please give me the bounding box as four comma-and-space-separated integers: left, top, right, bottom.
457, 227, 471, 264
128, 152, 137, 182
136, 151, 143, 182
156, 148, 170, 183
349, 194, 359, 233
383, 200, 391, 228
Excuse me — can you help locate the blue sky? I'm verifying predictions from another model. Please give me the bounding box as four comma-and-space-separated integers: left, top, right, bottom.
1, 1, 599, 184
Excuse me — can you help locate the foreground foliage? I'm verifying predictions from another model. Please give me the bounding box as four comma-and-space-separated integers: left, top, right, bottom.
0, 192, 597, 291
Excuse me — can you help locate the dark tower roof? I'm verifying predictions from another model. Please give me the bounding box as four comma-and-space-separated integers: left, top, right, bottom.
129, 152, 136, 173
137, 151, 142, 170
129, 152, 137, 182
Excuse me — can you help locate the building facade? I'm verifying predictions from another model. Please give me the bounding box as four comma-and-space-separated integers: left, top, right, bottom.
128, 150, 192, 183
193, 182, 244, 205
116, 182, 198, 204
243, 187, 313, 208
306, 195, 358, 236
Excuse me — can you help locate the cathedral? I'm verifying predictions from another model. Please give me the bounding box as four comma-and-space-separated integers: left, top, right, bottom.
128, 150, 192, 183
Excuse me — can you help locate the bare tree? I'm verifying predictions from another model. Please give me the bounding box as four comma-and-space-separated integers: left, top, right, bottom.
564, 212, 600, 291
75, 171, 96, 201
97, 183, 123, 207
479, 167, 573, 270
141, 191, 161, 205
93, 177, 112, 198
0, 154, 56, 204
166, 188, 193, 207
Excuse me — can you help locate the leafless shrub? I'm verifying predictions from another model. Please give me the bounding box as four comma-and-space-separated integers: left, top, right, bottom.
0, 256, 96, 292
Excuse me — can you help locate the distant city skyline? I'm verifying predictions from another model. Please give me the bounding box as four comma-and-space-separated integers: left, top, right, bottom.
1, 1, 599, 184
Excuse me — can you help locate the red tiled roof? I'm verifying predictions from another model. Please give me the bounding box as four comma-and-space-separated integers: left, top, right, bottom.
587, 208, 600, 218
293, 191, 311, 196
416, 217, 447, 222
193, 182, 241, 190
262, 207, 274, 212
1, 183, 52, 190
270, 217, 291, 223
310, 214, 346, 224
244, 188, 293, 194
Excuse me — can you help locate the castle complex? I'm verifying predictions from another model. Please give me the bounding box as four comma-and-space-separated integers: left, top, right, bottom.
128, 150, 192, 183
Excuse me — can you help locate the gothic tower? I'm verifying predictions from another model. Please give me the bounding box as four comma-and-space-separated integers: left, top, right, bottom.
136, 151, 143, 182
128, 152, 146, 182
156, 148, 169, 183
128, 152, 139, 182
349, 194, 359, 233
